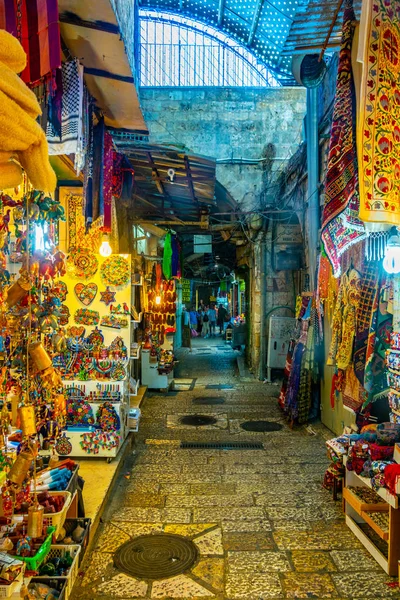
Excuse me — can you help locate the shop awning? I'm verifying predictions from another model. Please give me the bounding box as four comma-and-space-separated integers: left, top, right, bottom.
58, 0, 148, 133
116, 143, 218, 225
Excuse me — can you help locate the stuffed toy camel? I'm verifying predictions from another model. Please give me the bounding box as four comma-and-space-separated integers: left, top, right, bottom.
0, 30, 56, 193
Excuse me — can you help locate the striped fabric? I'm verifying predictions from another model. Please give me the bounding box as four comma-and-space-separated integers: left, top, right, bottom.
0, 0, 60, 85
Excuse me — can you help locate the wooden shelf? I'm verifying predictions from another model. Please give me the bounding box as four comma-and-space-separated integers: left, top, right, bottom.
361, 510, 389, 541
343, 456, 398, 508
343, 487, 388, 514
346, 515, 389, 574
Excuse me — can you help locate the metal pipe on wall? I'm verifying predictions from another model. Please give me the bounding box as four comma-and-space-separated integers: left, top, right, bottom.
258, 229, 267, 381
306, 86, 320, 292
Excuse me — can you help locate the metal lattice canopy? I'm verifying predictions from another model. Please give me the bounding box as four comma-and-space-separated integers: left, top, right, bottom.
140, 0, 362, 84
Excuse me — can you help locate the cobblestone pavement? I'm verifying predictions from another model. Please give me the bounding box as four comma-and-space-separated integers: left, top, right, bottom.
72, 338, 400, 599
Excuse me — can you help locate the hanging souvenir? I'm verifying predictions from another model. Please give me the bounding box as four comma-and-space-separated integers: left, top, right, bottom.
74, 308, 100, 326
51, 281, 68, 303
18, 405, 37, 437
58, 305, 70, 326
74, 282, 98, 306
96, 402, 120, 431
100, 315, 128, 329
100, 256, 130, 287
66, 393, 94, 427
67, 248, 98, 280
110, 362, 126, 381
67, 326, 86, 338
55, 433, 73, 456
16, 535, 31, 557
8, 450, 34, 486
100, 286, 116, 306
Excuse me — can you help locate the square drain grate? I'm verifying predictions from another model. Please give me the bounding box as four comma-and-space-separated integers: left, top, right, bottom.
180, 441, 264, 450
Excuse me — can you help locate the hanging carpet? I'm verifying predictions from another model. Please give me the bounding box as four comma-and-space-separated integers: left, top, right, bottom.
321, 0, 366, 277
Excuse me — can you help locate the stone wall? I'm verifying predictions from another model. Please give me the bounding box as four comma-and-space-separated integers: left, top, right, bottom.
139, 87, 306, 208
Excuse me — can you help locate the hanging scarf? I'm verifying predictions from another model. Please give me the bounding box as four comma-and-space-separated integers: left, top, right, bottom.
102, 129, 113, 232
321, 0, 366, 277
0, 0, 61, 86
163, 231, 172, 280
356, 0, 400, 225
112, 151, 124, 199
46, 59, 84, 157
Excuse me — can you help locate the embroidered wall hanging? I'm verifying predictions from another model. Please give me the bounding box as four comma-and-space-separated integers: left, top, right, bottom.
357, 0, 400, 225
321, 0, 366, 277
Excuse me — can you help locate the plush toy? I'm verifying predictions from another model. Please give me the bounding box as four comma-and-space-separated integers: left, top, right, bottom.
0, 31, 56, 193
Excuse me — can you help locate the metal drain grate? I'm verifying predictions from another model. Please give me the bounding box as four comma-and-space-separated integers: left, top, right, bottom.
240, 420, 283, 432
114, 534, 198, 579
206, 384, 234, 390
181, 441, 264, 450
193, 397, 225, 405
179, 415, 218, 426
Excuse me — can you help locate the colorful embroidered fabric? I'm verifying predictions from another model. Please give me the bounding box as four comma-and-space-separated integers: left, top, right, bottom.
384, 463, 400, 496
357, 0, 400, 224
342, 365, 363, 412
112, 152, 124, 199
278, 339, 295, 409
328, 269, 361, 370
0, 0, 61, 86
353, 262, 379, 387
102, 130, 113, 232
47, 59, 84, 157
321, 0, 366, 277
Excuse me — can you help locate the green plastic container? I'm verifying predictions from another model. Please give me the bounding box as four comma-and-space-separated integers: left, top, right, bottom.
19, 527, 55, 571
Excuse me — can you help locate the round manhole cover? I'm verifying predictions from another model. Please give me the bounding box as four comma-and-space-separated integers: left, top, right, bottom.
193, 397, 225, 405
240, 420, 283, 432
179, 415, 218, 426
114, 534, 199, 580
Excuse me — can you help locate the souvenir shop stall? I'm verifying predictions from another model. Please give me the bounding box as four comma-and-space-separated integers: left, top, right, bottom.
278, 0, 400, 577
0, 9, 139, 595
141, 232, 181, 390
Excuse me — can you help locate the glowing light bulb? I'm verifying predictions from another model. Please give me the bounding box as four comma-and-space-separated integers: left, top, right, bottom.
155, 295, 161, 305
383, 235, 400, 274
99, 234, 112, 257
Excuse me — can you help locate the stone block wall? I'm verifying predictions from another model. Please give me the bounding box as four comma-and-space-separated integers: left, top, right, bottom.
139, 87, 306, 208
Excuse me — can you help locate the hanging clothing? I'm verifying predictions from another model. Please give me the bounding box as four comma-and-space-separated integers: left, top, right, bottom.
321, 0, 366, 277
46, 59, 84, 157
356, 0, 400, 225
0, 0, 61, 86
163, 232, 172, 280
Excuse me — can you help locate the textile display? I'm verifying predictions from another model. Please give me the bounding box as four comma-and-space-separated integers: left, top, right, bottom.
327, 268, 361, 370
112, 152, 124, 199
384, 463, 400, 495
0, 0, 61, 85
46, 59, 84, 157
101, 129, 113, 232
0, 29, 56, 192
342, 365, 363, 411
321, 0, 366, 277
278, 339, 295, 409
163, 232, 173, 280
356, 0, 400, 225
353, 262, 379, 388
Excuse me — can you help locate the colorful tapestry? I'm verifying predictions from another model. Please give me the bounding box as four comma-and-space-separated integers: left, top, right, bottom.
0, 0, 61, 86
278, 339, 295, 409
353, 262, 379, 387
46, 59, 83, 156
357, 0, 400, 225
362, 277, 393, 408
321, 0, 366, 278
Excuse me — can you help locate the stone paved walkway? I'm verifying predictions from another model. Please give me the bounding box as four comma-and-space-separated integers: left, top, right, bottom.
72, 338, 400, 599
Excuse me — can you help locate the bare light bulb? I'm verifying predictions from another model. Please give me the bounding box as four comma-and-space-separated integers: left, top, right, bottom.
383, 235, 400, 274
99, 234, 112, 257
155, 295, 161, 305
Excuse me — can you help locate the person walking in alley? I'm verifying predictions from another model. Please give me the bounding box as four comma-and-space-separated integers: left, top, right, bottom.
202, 305, 210, 338
208, 304, 217, 336
217, 304, 227, 334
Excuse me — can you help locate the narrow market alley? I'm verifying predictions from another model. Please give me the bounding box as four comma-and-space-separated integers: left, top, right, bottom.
72, 343, 400, 600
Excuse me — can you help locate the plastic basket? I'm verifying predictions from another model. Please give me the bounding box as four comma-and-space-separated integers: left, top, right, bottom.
0, 568, 25, 598
62, 519, 91, 565
41, 492, 72, 538
33, 544, 81, 600
19, 526, 55, 572
29, 577, 67, 600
